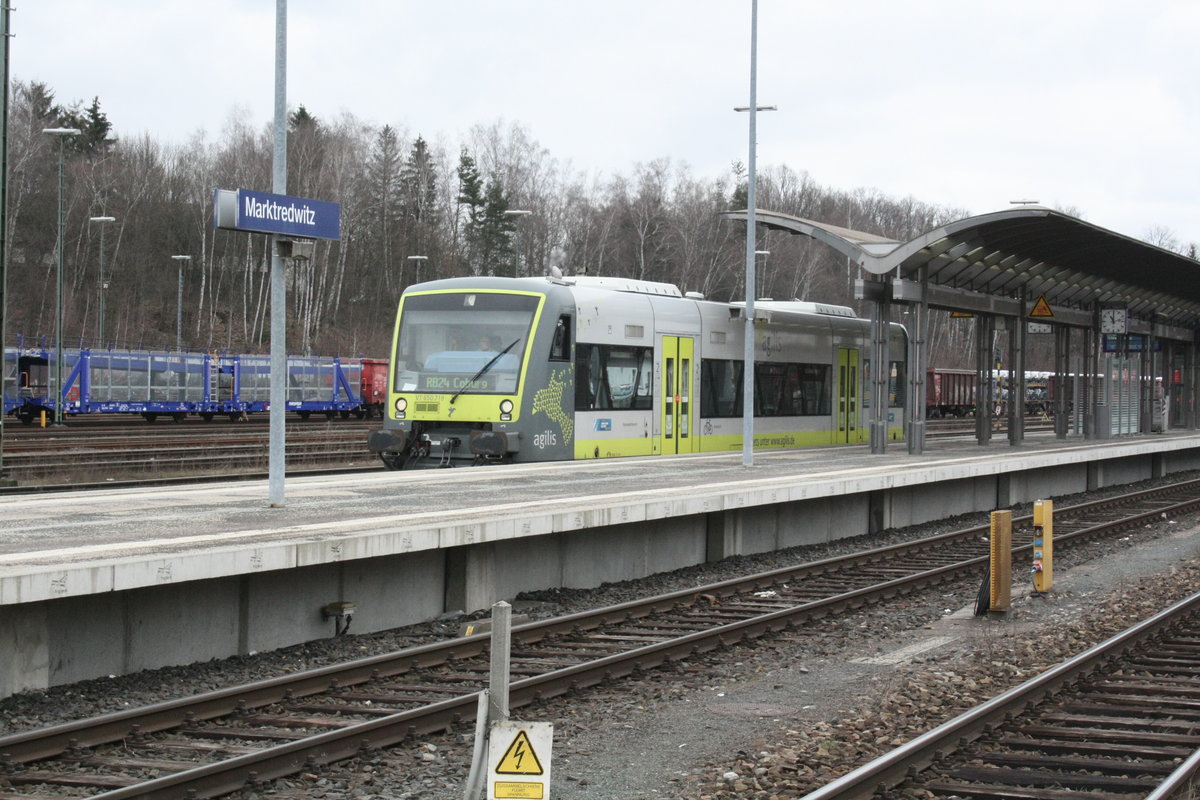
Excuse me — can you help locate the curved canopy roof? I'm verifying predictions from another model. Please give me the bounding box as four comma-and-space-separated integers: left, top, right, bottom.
724, 207, 1200, 332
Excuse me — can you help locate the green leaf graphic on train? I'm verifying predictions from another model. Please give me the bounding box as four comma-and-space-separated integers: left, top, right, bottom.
531, 367, 573, 445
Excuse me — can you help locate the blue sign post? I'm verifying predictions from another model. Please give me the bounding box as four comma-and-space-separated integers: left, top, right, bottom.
213, 188, 341, 240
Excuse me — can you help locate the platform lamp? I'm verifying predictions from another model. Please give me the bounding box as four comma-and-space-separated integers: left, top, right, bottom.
43, 127, 81, 428
406, 254, 428, 285
89, 216, 115, 347
754, 250, 770, 298
171, 255, 191, 352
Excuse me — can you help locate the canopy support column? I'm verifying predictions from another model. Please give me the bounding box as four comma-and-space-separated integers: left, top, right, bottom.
1008, 302, 1026, 446
905, 268, 928, 454
1186, 337, 1197, 430
1053, 325, 1070, 438
869, 282, 891, 454
1083, 312, 1097, 440
1140, 334, 1154, 434
974, 315, 994, 445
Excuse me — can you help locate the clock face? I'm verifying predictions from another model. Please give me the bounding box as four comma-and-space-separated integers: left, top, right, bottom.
1100, 308, 1127, 334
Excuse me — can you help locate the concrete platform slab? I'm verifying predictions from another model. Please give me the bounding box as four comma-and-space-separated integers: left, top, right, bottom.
3, 431, 1199, 695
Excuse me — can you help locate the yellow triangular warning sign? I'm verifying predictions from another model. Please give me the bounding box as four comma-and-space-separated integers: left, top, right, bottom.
496, 730, 544, 775
1029, 295, 1053, 318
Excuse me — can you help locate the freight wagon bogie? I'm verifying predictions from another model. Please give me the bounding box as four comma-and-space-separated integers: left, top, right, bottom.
370, 275, 908, 469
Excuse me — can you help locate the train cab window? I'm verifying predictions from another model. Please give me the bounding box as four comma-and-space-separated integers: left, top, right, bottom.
549, 315, 571, 361
392, 291, 540, 394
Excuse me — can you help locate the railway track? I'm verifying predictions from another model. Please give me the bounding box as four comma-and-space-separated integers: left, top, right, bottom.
0, 420, 377, 484
925, 415, 1057, 436
803, 589, 1200, 800
3, 480, 1200, 798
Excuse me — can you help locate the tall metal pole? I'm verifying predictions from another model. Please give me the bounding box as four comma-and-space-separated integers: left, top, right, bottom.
741, 0, 760, 468
0, 1, 10, 477
171, 255, 190, 352
43, 128, 80, 426
269, 0, 288, 506
90, 217, 115, 347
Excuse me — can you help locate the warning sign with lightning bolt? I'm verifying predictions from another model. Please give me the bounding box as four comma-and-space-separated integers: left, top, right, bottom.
496, 729, 544, 775
488, 720, 553, 800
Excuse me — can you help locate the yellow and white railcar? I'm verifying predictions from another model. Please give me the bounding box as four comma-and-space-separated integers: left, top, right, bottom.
368, 275, 906, 468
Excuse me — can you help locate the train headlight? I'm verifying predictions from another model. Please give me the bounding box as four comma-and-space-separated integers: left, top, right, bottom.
499, 399, 513, 420
394, 397, 407, 419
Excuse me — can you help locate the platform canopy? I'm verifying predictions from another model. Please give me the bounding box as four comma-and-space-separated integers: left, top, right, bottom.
723, 207, 1200, 336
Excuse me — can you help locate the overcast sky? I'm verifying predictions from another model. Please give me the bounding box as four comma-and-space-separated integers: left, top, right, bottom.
15, 1, 1199, 247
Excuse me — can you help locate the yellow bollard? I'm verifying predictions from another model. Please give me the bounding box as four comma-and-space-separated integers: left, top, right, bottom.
988, 509, 1012, 612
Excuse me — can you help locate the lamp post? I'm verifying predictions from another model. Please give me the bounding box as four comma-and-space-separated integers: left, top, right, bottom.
171, 255, 191, 352
734, 0, 776, 467
89, 216, 115, 347
406, 254, 428, 285
43, 127, 80, 427
754, 250, 770, 298
503, 209, 531, 278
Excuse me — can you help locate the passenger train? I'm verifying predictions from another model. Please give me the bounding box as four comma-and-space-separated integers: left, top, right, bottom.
367, 275, 908, 469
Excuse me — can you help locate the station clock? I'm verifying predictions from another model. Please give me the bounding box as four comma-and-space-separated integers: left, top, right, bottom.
1099, 307, 1128, 334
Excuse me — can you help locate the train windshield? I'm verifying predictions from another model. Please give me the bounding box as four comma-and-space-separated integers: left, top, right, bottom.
392, 291, 541, 395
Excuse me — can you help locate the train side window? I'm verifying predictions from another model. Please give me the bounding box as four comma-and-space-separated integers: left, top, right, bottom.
550, 315, 571, 361
575, 343, 596, 409
633, 348, 653, 409
700, 359, 742, 417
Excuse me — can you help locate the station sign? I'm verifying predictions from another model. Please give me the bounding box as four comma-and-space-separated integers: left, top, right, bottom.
1027, 322, 1052, 334
213, 188, 341, 240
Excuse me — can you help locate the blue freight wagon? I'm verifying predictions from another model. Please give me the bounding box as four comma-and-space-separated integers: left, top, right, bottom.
6, 344, 369, 424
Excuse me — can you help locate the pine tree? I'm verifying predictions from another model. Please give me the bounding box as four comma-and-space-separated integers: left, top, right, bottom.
367, 125, 403, 290
482, 177, 517, 277
457, 149, 485, 274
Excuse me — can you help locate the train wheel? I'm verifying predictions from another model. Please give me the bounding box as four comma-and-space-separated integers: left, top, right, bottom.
340, 410, 350, 420
298, 411, 311, 421
201, 412, 215, 422
172, 412, 187, 423
353, 408, 365, 420
142, 413, 158, 424
380, 451, 404, 471
324, 410, 336, 421
17, 411, 33, 426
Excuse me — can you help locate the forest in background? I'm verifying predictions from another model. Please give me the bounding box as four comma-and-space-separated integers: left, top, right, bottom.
7, 80, 1197, 367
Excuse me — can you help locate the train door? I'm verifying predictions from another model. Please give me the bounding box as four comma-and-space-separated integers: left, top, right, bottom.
836, 348, 859, 443
660, 336, 696, 455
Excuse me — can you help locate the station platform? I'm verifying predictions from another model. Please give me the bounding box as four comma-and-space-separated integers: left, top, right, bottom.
4, 430, 1200, 697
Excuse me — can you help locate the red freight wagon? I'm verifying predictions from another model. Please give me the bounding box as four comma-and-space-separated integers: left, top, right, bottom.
926, 367, 976, 418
